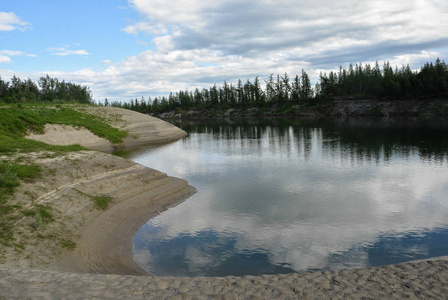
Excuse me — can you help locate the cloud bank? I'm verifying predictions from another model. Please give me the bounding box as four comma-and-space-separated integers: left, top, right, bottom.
88, 0, 448, 100
1, 1, 448, 101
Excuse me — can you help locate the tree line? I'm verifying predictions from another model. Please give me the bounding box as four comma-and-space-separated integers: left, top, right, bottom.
108, 70, 313, 112
109, 58, 448, 113
0, 75, 92, 104
317, 58, 448, 99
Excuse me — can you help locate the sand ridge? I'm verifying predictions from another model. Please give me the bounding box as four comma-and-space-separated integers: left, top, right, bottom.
26, 105, 188, 151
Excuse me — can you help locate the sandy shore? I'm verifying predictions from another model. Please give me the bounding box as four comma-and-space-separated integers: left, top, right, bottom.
1, 257, 448, 299
2, 106, 448, 299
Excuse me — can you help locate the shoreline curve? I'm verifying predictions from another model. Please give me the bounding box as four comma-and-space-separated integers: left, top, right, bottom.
3, 106, 448, 298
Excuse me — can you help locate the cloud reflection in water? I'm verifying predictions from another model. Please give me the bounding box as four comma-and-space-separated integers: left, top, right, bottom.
132, 118, 448, 276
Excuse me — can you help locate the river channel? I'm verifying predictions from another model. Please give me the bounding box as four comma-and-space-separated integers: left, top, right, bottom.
130, 117, 448, 277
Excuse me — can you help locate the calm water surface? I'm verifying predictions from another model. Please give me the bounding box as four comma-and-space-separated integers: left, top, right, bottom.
130, 117, 448, 277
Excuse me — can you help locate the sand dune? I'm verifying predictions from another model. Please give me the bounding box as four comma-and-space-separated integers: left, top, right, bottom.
26, 106, 188, 151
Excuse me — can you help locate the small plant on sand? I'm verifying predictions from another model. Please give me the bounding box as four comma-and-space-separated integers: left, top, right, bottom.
0, 152, 41, 245
0, 153, 20, 190
60, 239, 76, 250
93, 195, 113, 210
23, 205, 55, 229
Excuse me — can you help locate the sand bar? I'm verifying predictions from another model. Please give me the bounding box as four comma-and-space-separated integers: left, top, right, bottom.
2, 106, 448, 298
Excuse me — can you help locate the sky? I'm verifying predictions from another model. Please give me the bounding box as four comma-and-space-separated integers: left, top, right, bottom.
1, 0, 448, 102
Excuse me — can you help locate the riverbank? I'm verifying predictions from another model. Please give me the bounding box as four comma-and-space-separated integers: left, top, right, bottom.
150, 98, 448, 120
1, 106, 195, 275
1, 105, 448, 298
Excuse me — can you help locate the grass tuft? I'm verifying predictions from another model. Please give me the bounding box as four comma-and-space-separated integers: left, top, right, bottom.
93, 195, 113, 210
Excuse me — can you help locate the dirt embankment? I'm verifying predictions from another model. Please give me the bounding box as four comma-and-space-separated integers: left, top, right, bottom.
151, 99, 448, 120
2, 106, 194, 275
27, 106, 188, 151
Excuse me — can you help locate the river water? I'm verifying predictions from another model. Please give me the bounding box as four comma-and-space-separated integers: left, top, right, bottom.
130, 117, 448, 277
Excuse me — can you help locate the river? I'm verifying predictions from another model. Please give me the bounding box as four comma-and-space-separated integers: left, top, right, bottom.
129, 117, 448, 277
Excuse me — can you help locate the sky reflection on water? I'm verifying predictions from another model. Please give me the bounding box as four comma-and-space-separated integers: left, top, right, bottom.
131, 117, 448, 276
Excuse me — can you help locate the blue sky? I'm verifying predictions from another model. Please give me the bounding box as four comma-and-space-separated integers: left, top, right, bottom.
1, 0, 448, 102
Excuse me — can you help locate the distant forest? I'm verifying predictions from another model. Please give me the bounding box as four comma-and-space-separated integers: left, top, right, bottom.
0, 75, 92, 104
110, 58, 448, 113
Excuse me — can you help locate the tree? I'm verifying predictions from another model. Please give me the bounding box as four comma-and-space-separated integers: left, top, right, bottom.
281, 72, 291, 101
300, 69, 312, 99
265, 74, 275, 102
253, 76, 264, 103
291, 75, 301, 101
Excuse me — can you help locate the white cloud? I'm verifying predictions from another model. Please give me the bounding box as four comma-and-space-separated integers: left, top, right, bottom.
0, 12, 30, 31
125, 0, 448, 58
0, 50, 37, 63
0, 55, 11, 63
47, 47, 90, 56
101, 59, 112, 65
1, 50, 25, 56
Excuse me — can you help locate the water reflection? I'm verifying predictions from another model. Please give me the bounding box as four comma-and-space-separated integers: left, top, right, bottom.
132, 117, 448, 276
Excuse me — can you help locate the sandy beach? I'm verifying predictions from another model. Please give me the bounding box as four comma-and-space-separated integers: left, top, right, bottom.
1, 106, 448, 299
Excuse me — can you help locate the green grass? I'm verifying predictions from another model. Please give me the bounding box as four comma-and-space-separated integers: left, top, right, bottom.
0, 157, 42, 245
21, 205, 54, 230
0, 157, 41, 192
93, 195, 113, 210
0, 104, 128, 154
60, 239, 76, 250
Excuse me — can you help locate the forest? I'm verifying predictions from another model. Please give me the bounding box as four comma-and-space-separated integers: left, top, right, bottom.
110, 59, 448, 113
1, 59, 446, 110
0, 75, 92, 104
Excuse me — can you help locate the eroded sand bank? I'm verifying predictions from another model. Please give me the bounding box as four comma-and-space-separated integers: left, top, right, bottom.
26, 106, 188, 151
2, 106, 448, 298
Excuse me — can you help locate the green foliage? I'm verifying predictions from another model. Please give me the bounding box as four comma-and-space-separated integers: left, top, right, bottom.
110, 58, 447, 115
0, 74, 92, 104
93, 195, 113, 210
0, 159, 19, 190
0, 153, 40, 192
318, 58, 448, 99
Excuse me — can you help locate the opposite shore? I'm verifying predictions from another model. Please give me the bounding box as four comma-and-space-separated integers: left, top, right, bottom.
1, 105, 448, 298
149, 98, 448, 120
